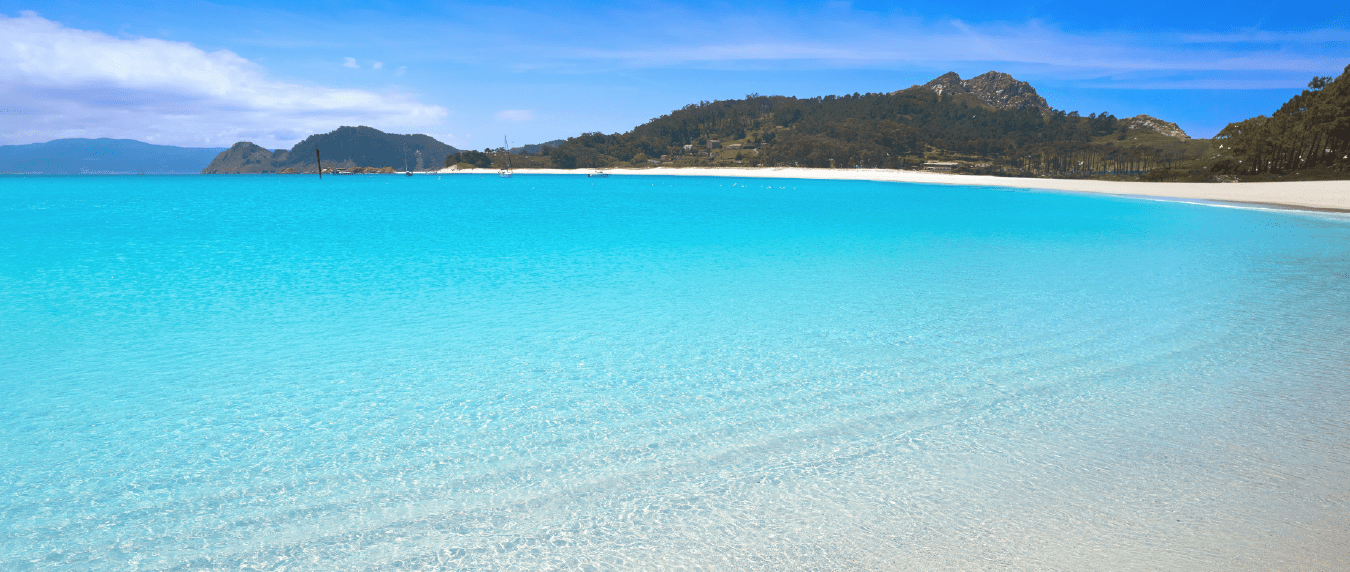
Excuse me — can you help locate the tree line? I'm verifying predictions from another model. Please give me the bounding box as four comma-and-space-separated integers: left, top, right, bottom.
1212, 64, 1350, 176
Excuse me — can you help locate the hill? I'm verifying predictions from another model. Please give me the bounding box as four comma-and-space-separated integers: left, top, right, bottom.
203, 126, 459, 174
510, 71, 1199, 177
0, 139, 226, 174
1209, 64, 1349, 180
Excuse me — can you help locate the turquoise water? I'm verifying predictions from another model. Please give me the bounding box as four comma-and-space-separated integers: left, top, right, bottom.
1, 174, 1347, 570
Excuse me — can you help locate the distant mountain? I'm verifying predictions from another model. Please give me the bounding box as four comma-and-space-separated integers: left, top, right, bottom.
0, 138, 226, 174
203, 126, 460, 174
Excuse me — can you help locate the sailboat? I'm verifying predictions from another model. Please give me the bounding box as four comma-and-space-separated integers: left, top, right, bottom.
499, 136, 513, 178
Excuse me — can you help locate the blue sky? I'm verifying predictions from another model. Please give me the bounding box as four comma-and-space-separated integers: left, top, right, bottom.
1, 0, 1345, 149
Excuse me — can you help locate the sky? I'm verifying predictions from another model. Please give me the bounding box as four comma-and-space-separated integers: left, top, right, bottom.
1, 0, 1346, 149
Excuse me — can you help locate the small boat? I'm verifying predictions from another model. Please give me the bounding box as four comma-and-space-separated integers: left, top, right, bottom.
587, 170, 609, 178
498, 136, 513, 178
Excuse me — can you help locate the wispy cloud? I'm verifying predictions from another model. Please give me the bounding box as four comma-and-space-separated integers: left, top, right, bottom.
1177, 28, 1350, 44
0, 12, 446, 146
343, 57, 359, 68
541, 17, 1339, 81
400, 3, 1341, 89
495, 109, 535, 121
373, 61, 383, 69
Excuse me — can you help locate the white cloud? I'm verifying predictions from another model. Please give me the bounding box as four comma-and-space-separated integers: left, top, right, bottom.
373, 61, 383, 69
343, 57, 359, 68
495, 109, 535, 121
0, 12, 446, 147
396, 66, 407, 76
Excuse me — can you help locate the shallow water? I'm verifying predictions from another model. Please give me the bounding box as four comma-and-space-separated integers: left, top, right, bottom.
1, 174, 1347, 571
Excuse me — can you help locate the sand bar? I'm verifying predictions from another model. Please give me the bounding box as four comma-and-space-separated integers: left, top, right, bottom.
437, 166, 1350, 212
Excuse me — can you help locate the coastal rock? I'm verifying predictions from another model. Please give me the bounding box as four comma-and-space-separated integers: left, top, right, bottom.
921, 71, 1051, 115
1121, 115, 1190, 140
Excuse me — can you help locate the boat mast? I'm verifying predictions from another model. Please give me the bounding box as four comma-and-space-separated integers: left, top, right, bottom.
316, 148, 322, 179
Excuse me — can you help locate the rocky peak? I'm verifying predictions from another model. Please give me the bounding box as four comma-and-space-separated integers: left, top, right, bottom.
922, 71, 1051, 115
1120, 115, 1190, 140
924, 72, 965, 97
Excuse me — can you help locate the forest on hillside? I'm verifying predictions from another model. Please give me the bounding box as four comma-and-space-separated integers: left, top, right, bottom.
450, 65, 1348, 182
1210, 64, 1350, 179
458, 86, 1207, 179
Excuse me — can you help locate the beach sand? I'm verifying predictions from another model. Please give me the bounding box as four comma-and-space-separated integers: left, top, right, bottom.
436, 166, 1350, 212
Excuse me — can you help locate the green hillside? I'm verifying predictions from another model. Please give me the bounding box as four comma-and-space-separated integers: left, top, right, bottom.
1209, 64, 1350, 180
504, 76, 1201, 178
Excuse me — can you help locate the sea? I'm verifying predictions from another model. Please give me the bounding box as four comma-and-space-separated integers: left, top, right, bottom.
1, 174, 1347, 571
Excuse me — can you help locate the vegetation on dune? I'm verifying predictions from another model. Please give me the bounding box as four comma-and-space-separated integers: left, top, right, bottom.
445, 150, 494, 169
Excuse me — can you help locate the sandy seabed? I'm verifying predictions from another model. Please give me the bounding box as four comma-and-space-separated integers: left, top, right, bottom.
435, 166, 1350, 212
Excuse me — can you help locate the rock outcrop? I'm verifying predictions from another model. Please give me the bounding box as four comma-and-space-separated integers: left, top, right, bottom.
1120, 115, 1190, 140
913, 72, 1191, 137
921, 72, 1051, 115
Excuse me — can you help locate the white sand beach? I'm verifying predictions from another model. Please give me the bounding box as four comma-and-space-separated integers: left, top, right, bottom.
436, 167, 1350, 212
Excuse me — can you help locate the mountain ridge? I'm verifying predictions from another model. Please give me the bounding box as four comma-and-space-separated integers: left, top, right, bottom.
0, 138, 226, 174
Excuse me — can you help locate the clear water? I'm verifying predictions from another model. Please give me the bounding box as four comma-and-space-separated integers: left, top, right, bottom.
1, 174, 1347, 571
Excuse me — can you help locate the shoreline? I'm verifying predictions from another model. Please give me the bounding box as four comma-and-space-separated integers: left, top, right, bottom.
434, 166, 1350, 213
